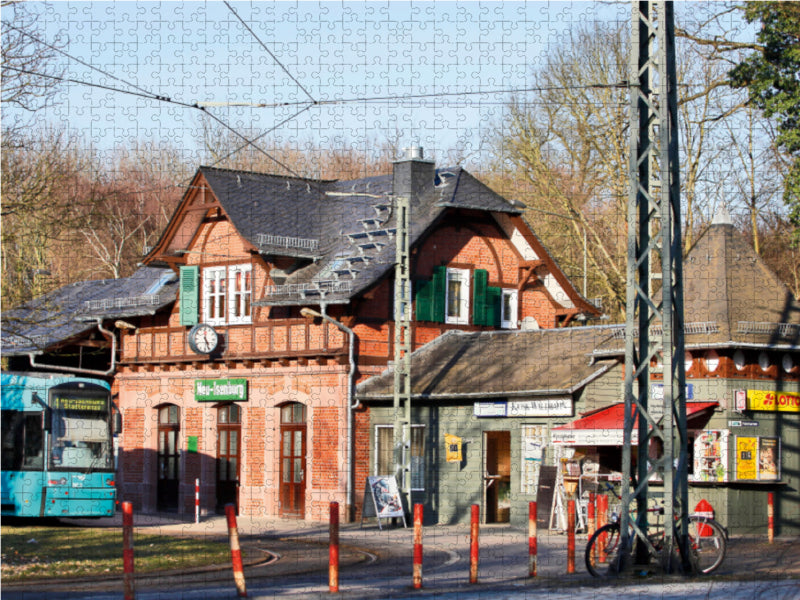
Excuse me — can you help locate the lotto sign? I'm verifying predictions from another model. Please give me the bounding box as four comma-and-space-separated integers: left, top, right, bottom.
746, 390, 800, 413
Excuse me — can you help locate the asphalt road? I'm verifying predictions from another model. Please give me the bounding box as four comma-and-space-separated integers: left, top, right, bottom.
3, 514, 799, 600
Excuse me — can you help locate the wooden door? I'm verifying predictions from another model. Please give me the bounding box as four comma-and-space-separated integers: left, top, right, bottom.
279, 403, 306, 518
157, 405, 180, 511
216, 404, 241, 514
484, 430, 511, 523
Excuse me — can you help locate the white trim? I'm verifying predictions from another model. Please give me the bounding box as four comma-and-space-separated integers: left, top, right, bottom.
228, 264, 252, 325
500, 288, 518, 329
202, 264, 252, 326
445, 268, 470, 325
202, 266, 227, 325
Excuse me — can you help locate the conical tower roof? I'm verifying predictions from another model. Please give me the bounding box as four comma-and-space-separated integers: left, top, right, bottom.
682, 218, 800, 346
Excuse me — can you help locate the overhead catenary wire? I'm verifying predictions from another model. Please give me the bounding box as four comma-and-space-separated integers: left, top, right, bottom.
223, 1, 317, 105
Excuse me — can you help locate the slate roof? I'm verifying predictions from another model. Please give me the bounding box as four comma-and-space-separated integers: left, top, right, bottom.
356, 326, 620, 401
1, 266, 178, 356
592, 216, 800, 355
195, 165, 525, 306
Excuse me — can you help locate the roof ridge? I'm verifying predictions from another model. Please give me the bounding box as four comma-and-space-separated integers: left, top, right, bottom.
200, 165, 335, 184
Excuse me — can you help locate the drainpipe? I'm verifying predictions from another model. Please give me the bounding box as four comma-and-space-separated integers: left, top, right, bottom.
28, 318, 118, 377
299, 305, 359, 522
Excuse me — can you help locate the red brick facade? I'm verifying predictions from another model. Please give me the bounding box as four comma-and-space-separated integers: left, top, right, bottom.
115, 164, 594, 522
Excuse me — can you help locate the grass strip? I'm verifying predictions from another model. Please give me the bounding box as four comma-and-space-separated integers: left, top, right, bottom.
1, 524, 232, 582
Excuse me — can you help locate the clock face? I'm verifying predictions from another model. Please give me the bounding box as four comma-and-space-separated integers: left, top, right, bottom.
188, 324, 219, 354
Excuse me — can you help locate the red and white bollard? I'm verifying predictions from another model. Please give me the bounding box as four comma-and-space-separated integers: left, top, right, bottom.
225, 503, 247, 598
597, 493, 609, 562
587, 493, 596, 567
413, 503, 423, 589
195, 478, 200, 524
122, 501, 135, 600
469, 504, 480, 584
528, 501, 537, 577
768, 492, 775, 543
329, 501, 340, 593
567, 499, 576, 574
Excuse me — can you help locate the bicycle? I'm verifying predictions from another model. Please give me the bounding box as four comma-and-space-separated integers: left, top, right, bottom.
585, 484, 727, 577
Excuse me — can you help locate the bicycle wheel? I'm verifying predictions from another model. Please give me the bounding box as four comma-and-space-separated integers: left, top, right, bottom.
585, 523, 623, 577
686, 515, 727, 574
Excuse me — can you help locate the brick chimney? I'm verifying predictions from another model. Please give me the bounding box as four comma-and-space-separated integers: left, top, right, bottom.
392, 145, 435, 202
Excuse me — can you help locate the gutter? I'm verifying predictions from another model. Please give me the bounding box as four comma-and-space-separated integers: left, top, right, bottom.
27, 318, 117, 377
300, 305, 359, 522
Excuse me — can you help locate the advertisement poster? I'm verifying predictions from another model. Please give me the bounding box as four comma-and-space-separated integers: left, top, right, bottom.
735, 436, 780, 481
736, 437, 758, 480
759, 437, 780, 480
692, 429, 728, 482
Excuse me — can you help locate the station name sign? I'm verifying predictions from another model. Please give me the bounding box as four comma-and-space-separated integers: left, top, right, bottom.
474, 398, 572, 418
195, 378, 248, 402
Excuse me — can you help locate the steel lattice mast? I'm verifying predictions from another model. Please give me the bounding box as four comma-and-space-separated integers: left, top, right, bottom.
393, 193, 413, 512
621, 0, 691, 573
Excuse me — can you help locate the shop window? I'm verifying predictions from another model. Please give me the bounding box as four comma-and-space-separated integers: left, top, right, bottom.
203, 264, 252, 326
375, 424, 425, 490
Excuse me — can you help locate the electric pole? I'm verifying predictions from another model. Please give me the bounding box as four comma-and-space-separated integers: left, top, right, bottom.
621, 0, 691, 573
393, 193, 413, 513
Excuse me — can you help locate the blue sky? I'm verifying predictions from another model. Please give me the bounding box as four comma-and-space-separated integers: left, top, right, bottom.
7, 1, 632, 167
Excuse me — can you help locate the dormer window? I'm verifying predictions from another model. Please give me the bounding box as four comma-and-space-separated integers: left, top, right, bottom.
203, 265, 251, 326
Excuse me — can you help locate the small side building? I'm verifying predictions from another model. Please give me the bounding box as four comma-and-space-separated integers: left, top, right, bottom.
358, 211, 800, 534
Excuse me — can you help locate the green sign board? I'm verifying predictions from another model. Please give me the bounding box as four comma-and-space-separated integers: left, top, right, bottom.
187, 435, 198, 453
195, 378, 248, 402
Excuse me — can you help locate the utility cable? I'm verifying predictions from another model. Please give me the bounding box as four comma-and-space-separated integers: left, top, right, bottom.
223, 1, 317, 104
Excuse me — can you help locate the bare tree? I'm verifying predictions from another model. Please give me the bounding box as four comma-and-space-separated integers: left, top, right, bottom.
1, 1, 65, 127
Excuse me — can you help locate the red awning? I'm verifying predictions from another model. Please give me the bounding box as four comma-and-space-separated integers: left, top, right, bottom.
551, 401, 719, 446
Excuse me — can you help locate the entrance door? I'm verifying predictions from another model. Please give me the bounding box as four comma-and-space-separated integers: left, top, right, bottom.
157, 405, 180, 511
484, 430, 511, 523
279, 403, 306, 518
216, 404, 241, 514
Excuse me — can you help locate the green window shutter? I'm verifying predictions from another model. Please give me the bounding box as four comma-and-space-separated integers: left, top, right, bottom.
432, 266, 447, 323
486, 286, 502, 328
414, 279, 434, 321
179, 266, 199, 326
473, 269, 488, 325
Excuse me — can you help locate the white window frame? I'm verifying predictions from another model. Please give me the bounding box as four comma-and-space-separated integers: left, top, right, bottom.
228, 264, 252, 325
374, 424, 425, 491
501, 288, 518, 329
202, 264, 252, 326
203, 266, 227, 325
445, 268, 470, 325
